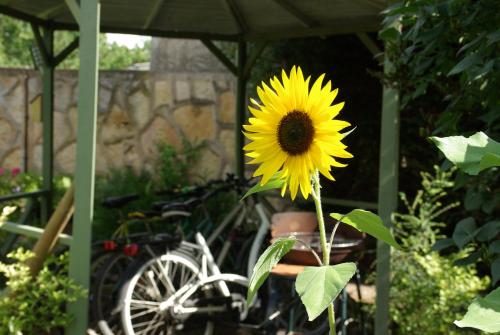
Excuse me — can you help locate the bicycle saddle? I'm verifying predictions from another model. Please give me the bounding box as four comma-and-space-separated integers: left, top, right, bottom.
162, 197, 200, 212
101, 194, 139, 208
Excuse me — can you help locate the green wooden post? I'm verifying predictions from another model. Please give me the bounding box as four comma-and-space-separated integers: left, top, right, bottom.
235, 41, 247, 178
375, 52, 400, 335
40, 27, 54, 224
66, 0, 100, 333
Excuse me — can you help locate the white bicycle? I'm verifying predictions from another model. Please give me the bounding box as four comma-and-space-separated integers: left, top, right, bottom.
119, 199, 273, 335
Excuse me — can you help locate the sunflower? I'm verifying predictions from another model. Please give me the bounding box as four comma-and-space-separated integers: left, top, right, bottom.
243, 66, 353, 200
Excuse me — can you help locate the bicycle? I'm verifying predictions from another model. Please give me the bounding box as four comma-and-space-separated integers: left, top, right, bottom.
118, 182, 368, 335
91, 177, 247, 334
118, 182, 321, 335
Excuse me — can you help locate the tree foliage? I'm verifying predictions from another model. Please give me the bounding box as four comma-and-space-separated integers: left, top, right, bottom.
382, 0, 500, 277
0, 14, 150, 69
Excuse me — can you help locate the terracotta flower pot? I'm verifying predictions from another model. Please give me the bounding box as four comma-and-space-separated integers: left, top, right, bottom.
271, 211, 318, 237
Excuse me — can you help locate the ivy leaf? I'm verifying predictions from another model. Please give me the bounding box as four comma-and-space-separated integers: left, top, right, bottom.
432, 238, 455, 251
454, 250, 482, 266
295, 263, 356, 321
492, 257, 500, 286
379, 27, 400, 42
455, 287, 500, 333
452, 217, 477, 249
247, 236, 295, 305
330, 210, 401, 249
476, 220, 500, 242
447, 53, 480, 76
242, 173, 285, 200
489, 240, 500, 254
430, 132, 500, 175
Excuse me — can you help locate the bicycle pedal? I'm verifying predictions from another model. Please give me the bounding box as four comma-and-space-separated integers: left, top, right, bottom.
188, 296, 233, 307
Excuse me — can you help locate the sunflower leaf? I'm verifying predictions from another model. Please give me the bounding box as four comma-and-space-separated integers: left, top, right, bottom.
454, 287, 500, 333
295, 263, 356, 321
242, 173, 285, 200
430, 132, 500, 175
330, 209, 401, 249
247, 236, 296, 305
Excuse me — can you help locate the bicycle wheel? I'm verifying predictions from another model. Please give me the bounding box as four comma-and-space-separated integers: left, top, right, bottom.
120, 252, 205, 335
91, 251, 133, 334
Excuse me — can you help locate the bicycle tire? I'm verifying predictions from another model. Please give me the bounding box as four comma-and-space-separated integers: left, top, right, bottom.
120, 251, 209, 335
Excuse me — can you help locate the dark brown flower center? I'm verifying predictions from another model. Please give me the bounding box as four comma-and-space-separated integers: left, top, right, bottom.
277, 110, 314, 155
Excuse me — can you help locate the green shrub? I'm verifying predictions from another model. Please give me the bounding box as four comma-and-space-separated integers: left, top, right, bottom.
93, 167, 157, 240
389, 166, 489, 334
92, 140, 202, 240
0, 248, 85, 334
390, 250, 489, 335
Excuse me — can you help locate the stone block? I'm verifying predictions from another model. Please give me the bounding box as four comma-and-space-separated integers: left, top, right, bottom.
0, 118, 16, 145
31, 144, 42, 171
56, 143, 76, 174
54, 111, 71, 150
2, 148, 21, 169
192, 148, 221, 181
175, 80, 190, 101
129, 90, 150, 129
193, 79, 215, 101
173, 105, 215, 143
154, 80, 173, 108
219, 129, 235, 164
218, 91, 235, 123
98, 87, 113, 114
140, 116, 181, 158
100, 105, 134, 144
54, 79, 72, 112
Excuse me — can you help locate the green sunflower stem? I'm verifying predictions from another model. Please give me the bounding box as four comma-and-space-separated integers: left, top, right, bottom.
312, 171, 336, 335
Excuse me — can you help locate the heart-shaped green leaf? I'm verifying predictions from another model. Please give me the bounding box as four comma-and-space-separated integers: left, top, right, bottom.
455, 287, 500, 333
452, 217, 477, 249
330, 209, 400, 249
492, 257, 500, 286
430, 132, 500, 175
295, 263, 356, 321
246, 236, 295, 305
432, 238, 456, 251
242, 173, 285, 200
489, 240, 500, 254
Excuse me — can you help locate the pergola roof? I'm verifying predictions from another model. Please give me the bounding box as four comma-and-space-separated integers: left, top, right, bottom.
0, 1, 398, 334
0, 0, 384, 41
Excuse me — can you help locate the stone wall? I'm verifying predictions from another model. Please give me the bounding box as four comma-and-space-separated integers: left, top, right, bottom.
0, 67, 236, 180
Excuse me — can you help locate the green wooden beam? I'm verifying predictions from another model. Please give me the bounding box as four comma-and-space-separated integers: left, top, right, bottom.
222, 0, 248, 33
235, 41, 247, 178
39, 27, 54, 225
0, 221, 72, 246
356, 32, 383, 63
200, 39, 237, 75
30, 24, 51, 67
273, 0, 319, 27
64, 0, 80, 25
66, 0, 100, 332
39, 3, 67, 20
53, 37, 79, 67
375, 35, 400, 335
243, 41, 267, 79
143, 0, 164, 29
0, 5, 48, 25
0, 190, 48, 203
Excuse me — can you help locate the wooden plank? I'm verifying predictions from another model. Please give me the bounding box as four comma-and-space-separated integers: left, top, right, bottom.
143, 0, 165, 29
66, 0, 100, 332
375, 16, 400, 335
0, 221, 72, 246
28, 185, 74, 276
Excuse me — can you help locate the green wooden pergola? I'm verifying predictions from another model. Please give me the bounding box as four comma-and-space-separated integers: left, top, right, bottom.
0, 1, 399, 334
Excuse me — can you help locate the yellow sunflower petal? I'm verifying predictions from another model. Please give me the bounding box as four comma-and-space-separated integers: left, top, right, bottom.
242, 66, 353, 200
